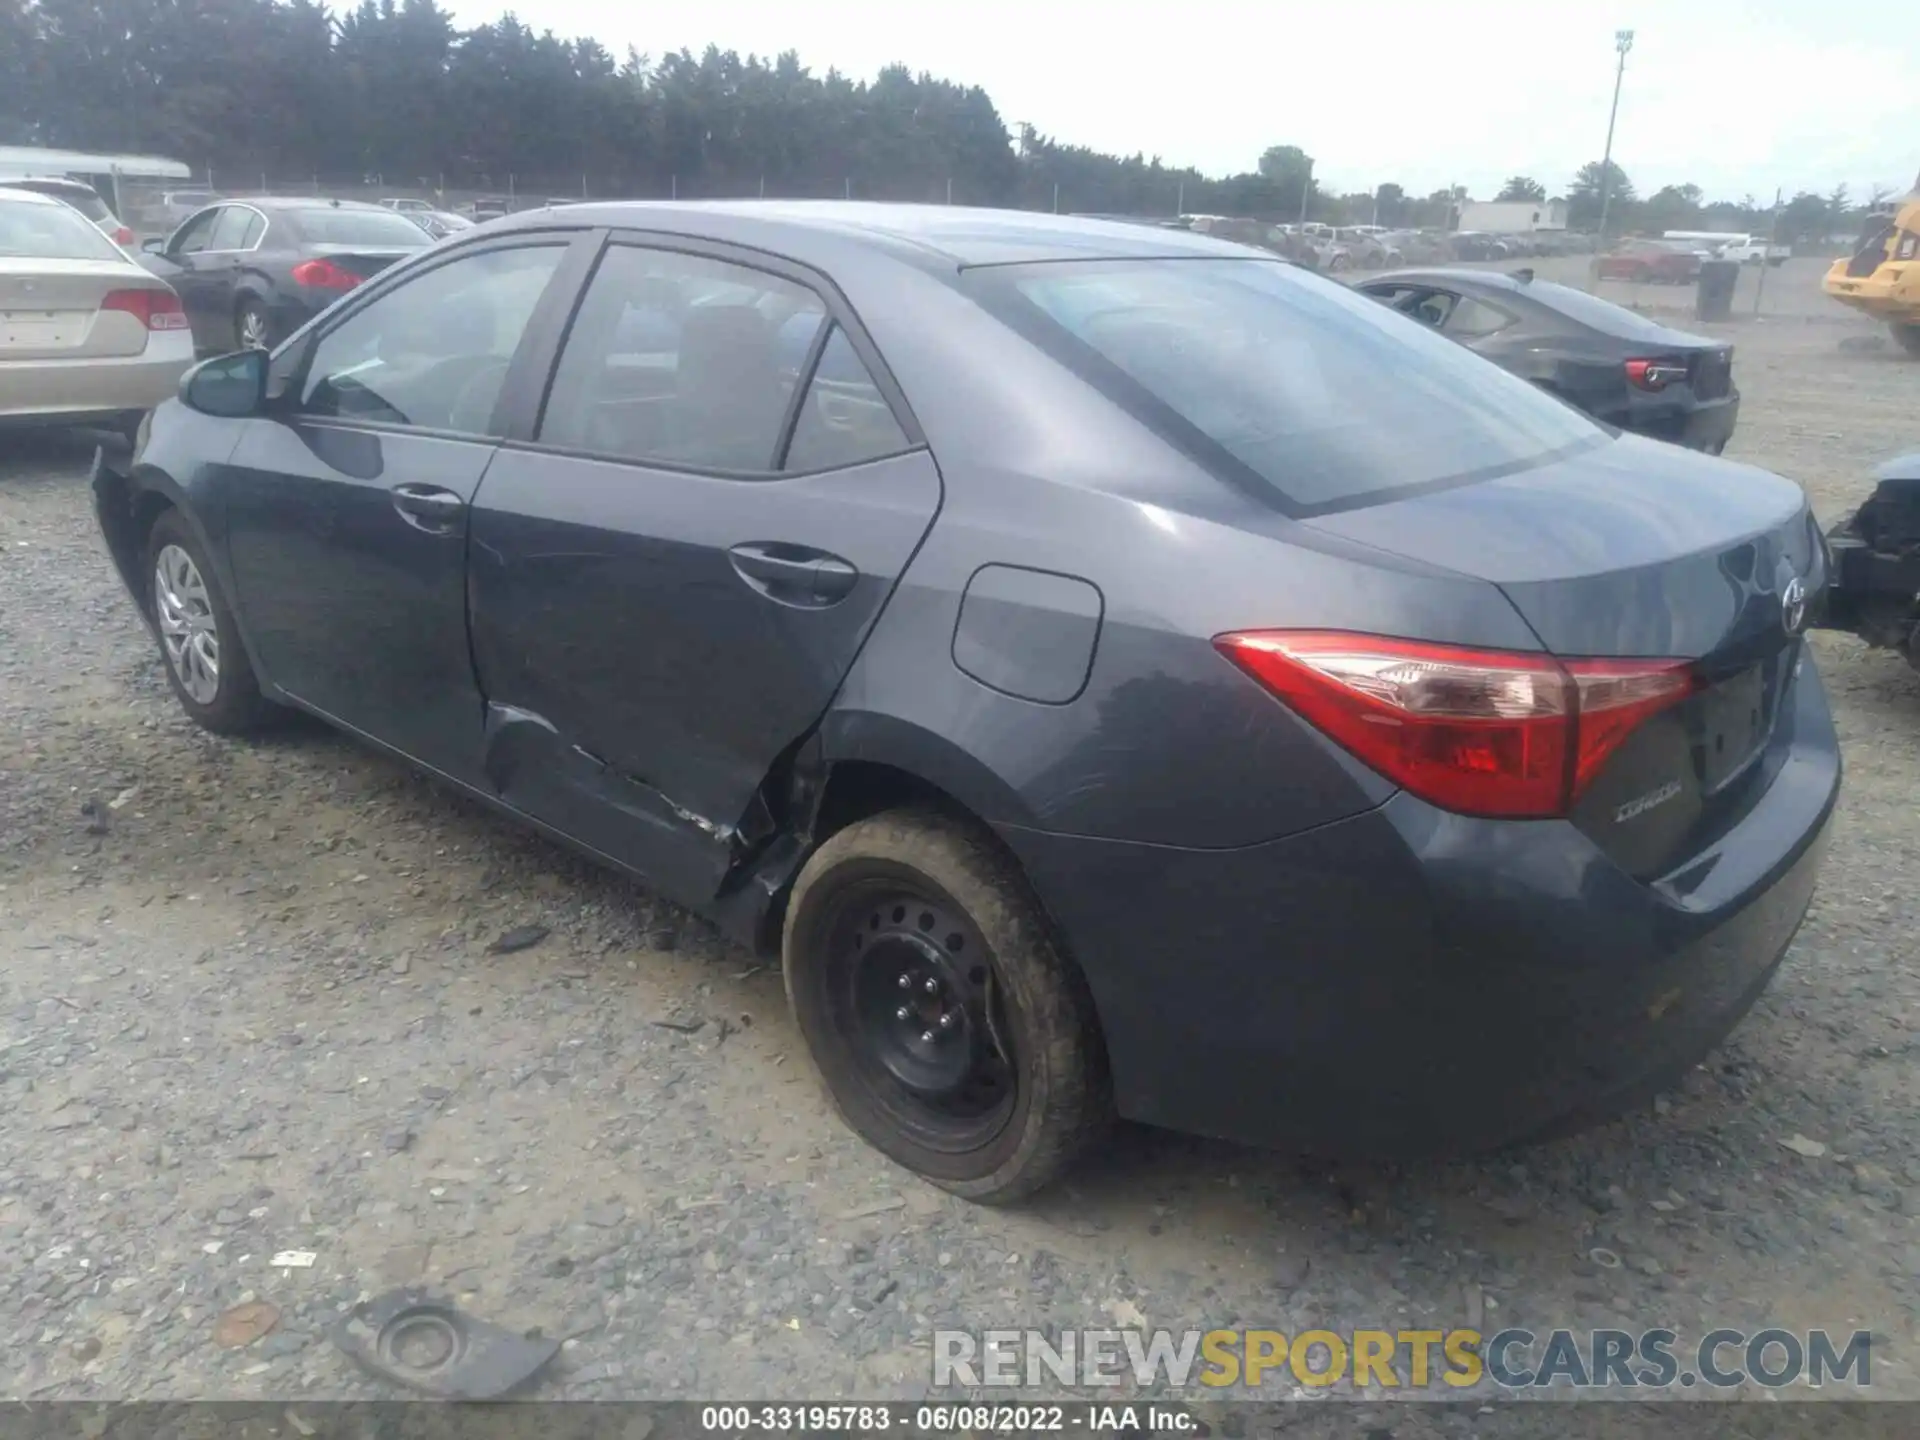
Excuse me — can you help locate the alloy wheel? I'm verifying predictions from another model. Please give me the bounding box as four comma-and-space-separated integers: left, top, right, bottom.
238, 307, 267, 350
153, 543, 220, 704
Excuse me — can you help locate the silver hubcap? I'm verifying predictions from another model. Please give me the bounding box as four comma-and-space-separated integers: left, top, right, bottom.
239, 309, 266, 348
153, 544, 220, 704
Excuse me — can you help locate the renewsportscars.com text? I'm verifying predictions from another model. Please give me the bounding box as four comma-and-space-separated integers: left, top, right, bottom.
933, 1326, 1873, 1391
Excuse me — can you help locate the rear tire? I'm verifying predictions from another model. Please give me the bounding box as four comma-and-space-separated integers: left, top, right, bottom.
145, 509, 279, 735
783, 808, 1112, 1204
1893, 323, 1920, 359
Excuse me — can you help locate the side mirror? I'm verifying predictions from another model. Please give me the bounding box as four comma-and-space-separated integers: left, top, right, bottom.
141, 236, 165, 255
179, 350, 268, 418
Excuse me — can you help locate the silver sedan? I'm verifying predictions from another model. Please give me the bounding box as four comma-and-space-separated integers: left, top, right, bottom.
0, 185, 195, 439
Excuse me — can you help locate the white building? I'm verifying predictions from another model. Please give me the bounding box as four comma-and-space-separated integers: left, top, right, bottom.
1458, 199, 1569, 233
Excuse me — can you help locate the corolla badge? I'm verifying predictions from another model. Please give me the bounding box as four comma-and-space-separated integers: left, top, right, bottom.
1780, 575, 1808, 637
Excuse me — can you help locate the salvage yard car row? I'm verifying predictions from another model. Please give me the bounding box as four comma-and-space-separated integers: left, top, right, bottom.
63, 200, 1839, 1205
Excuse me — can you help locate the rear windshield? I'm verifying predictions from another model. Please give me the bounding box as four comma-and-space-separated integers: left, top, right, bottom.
291, 208, 433, 247
967, 258, 1604, 513
1525, 279, 1702, 343
0, 194, 122, 260
10, 182, 111, 222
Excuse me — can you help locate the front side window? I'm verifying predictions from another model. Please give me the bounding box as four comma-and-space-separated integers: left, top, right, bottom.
207, 207, 255, 251
539, 244, 826, 472
170, 210, 219, 256
970, 258, 1604, 513
298, 244, 566, 434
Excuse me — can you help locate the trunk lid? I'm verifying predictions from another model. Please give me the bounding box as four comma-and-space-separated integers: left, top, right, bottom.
1302, 434, 1825, 875
0, 259, 163, 359
304, 244, 419, 280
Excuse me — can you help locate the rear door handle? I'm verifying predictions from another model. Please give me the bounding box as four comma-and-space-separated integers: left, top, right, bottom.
390, 483, 465, 533
728, 543, 859, 606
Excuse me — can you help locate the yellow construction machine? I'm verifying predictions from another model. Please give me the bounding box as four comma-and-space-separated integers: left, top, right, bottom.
1824, 172, 1920, 355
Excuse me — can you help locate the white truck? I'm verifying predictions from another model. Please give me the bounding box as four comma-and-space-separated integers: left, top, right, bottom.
1663, 231, 1789, 266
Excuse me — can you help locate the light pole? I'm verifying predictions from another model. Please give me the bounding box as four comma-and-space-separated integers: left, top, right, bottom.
1595, 29, 1634, 243
1298, 156, 1313, 224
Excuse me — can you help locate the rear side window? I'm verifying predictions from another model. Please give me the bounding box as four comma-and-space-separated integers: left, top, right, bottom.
784, 326, 909, 471
539, 244, 827, 472
969, 258, 1601, 513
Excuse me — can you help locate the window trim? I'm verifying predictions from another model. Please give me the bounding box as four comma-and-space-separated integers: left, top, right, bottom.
505, 229, 926, 481
271, 230, 598, 444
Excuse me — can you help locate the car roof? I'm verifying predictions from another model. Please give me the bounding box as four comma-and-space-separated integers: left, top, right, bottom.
487, 200, 1262, 268
211, 196, 394, 213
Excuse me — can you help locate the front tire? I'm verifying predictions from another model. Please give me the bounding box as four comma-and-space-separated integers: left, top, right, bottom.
1893, 323, 1920, 359
783, 809, 1112, 1203
146, 509, 278, 735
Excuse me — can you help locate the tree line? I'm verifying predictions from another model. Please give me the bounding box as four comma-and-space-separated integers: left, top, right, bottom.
2, 0, 1899, 237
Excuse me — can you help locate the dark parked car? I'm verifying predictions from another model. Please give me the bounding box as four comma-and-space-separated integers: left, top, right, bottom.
1357, 268, 1740, 453
1817, 449, 1920, 666
136, 197, 432, 353
1595, 238, 1703, 284
92, 204, 1838, 1202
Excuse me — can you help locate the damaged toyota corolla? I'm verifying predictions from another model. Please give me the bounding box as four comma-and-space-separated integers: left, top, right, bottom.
92, 203, 1841, 1202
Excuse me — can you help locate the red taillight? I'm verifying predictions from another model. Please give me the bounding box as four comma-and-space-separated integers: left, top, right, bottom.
100, 288, 189, 331
1213, 630, 1696, 820
112, 226, 134, 247
291, 258, 362, 291
1625, 357, 1689, 391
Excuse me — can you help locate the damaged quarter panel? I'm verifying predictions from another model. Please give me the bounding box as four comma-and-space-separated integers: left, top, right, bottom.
819, 271, 1540, 849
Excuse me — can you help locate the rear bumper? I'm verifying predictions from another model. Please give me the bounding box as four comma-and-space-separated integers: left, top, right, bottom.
1620, 393, 1739, 453
1002, 651, 1839, 1159
0, 335, 192, 422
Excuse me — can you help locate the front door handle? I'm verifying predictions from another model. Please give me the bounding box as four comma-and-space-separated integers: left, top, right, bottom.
728, 543, 859, 606
390, 483, 464, 534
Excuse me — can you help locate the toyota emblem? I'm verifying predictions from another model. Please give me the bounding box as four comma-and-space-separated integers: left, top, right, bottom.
1780, 575, 1808, 637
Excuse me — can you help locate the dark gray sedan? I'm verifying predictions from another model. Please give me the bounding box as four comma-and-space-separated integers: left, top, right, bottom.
136, 196, 431, 353
92, 203, 1839, 1201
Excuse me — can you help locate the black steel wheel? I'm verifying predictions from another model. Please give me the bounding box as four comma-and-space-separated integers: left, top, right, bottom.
783, 809, 1111, 1203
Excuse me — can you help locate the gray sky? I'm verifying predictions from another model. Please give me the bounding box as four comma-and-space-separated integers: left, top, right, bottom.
447, 0, 1916, 203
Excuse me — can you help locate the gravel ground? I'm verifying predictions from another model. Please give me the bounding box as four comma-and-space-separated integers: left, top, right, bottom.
3, 303, 1919, 1417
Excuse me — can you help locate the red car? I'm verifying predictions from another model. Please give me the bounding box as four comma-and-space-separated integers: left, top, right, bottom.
1595, 239, 1703, 284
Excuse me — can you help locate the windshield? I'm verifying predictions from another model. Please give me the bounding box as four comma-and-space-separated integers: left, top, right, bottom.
0, 194, 123, 260
968, 258, 1605, 513
292, 208, 433, 247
